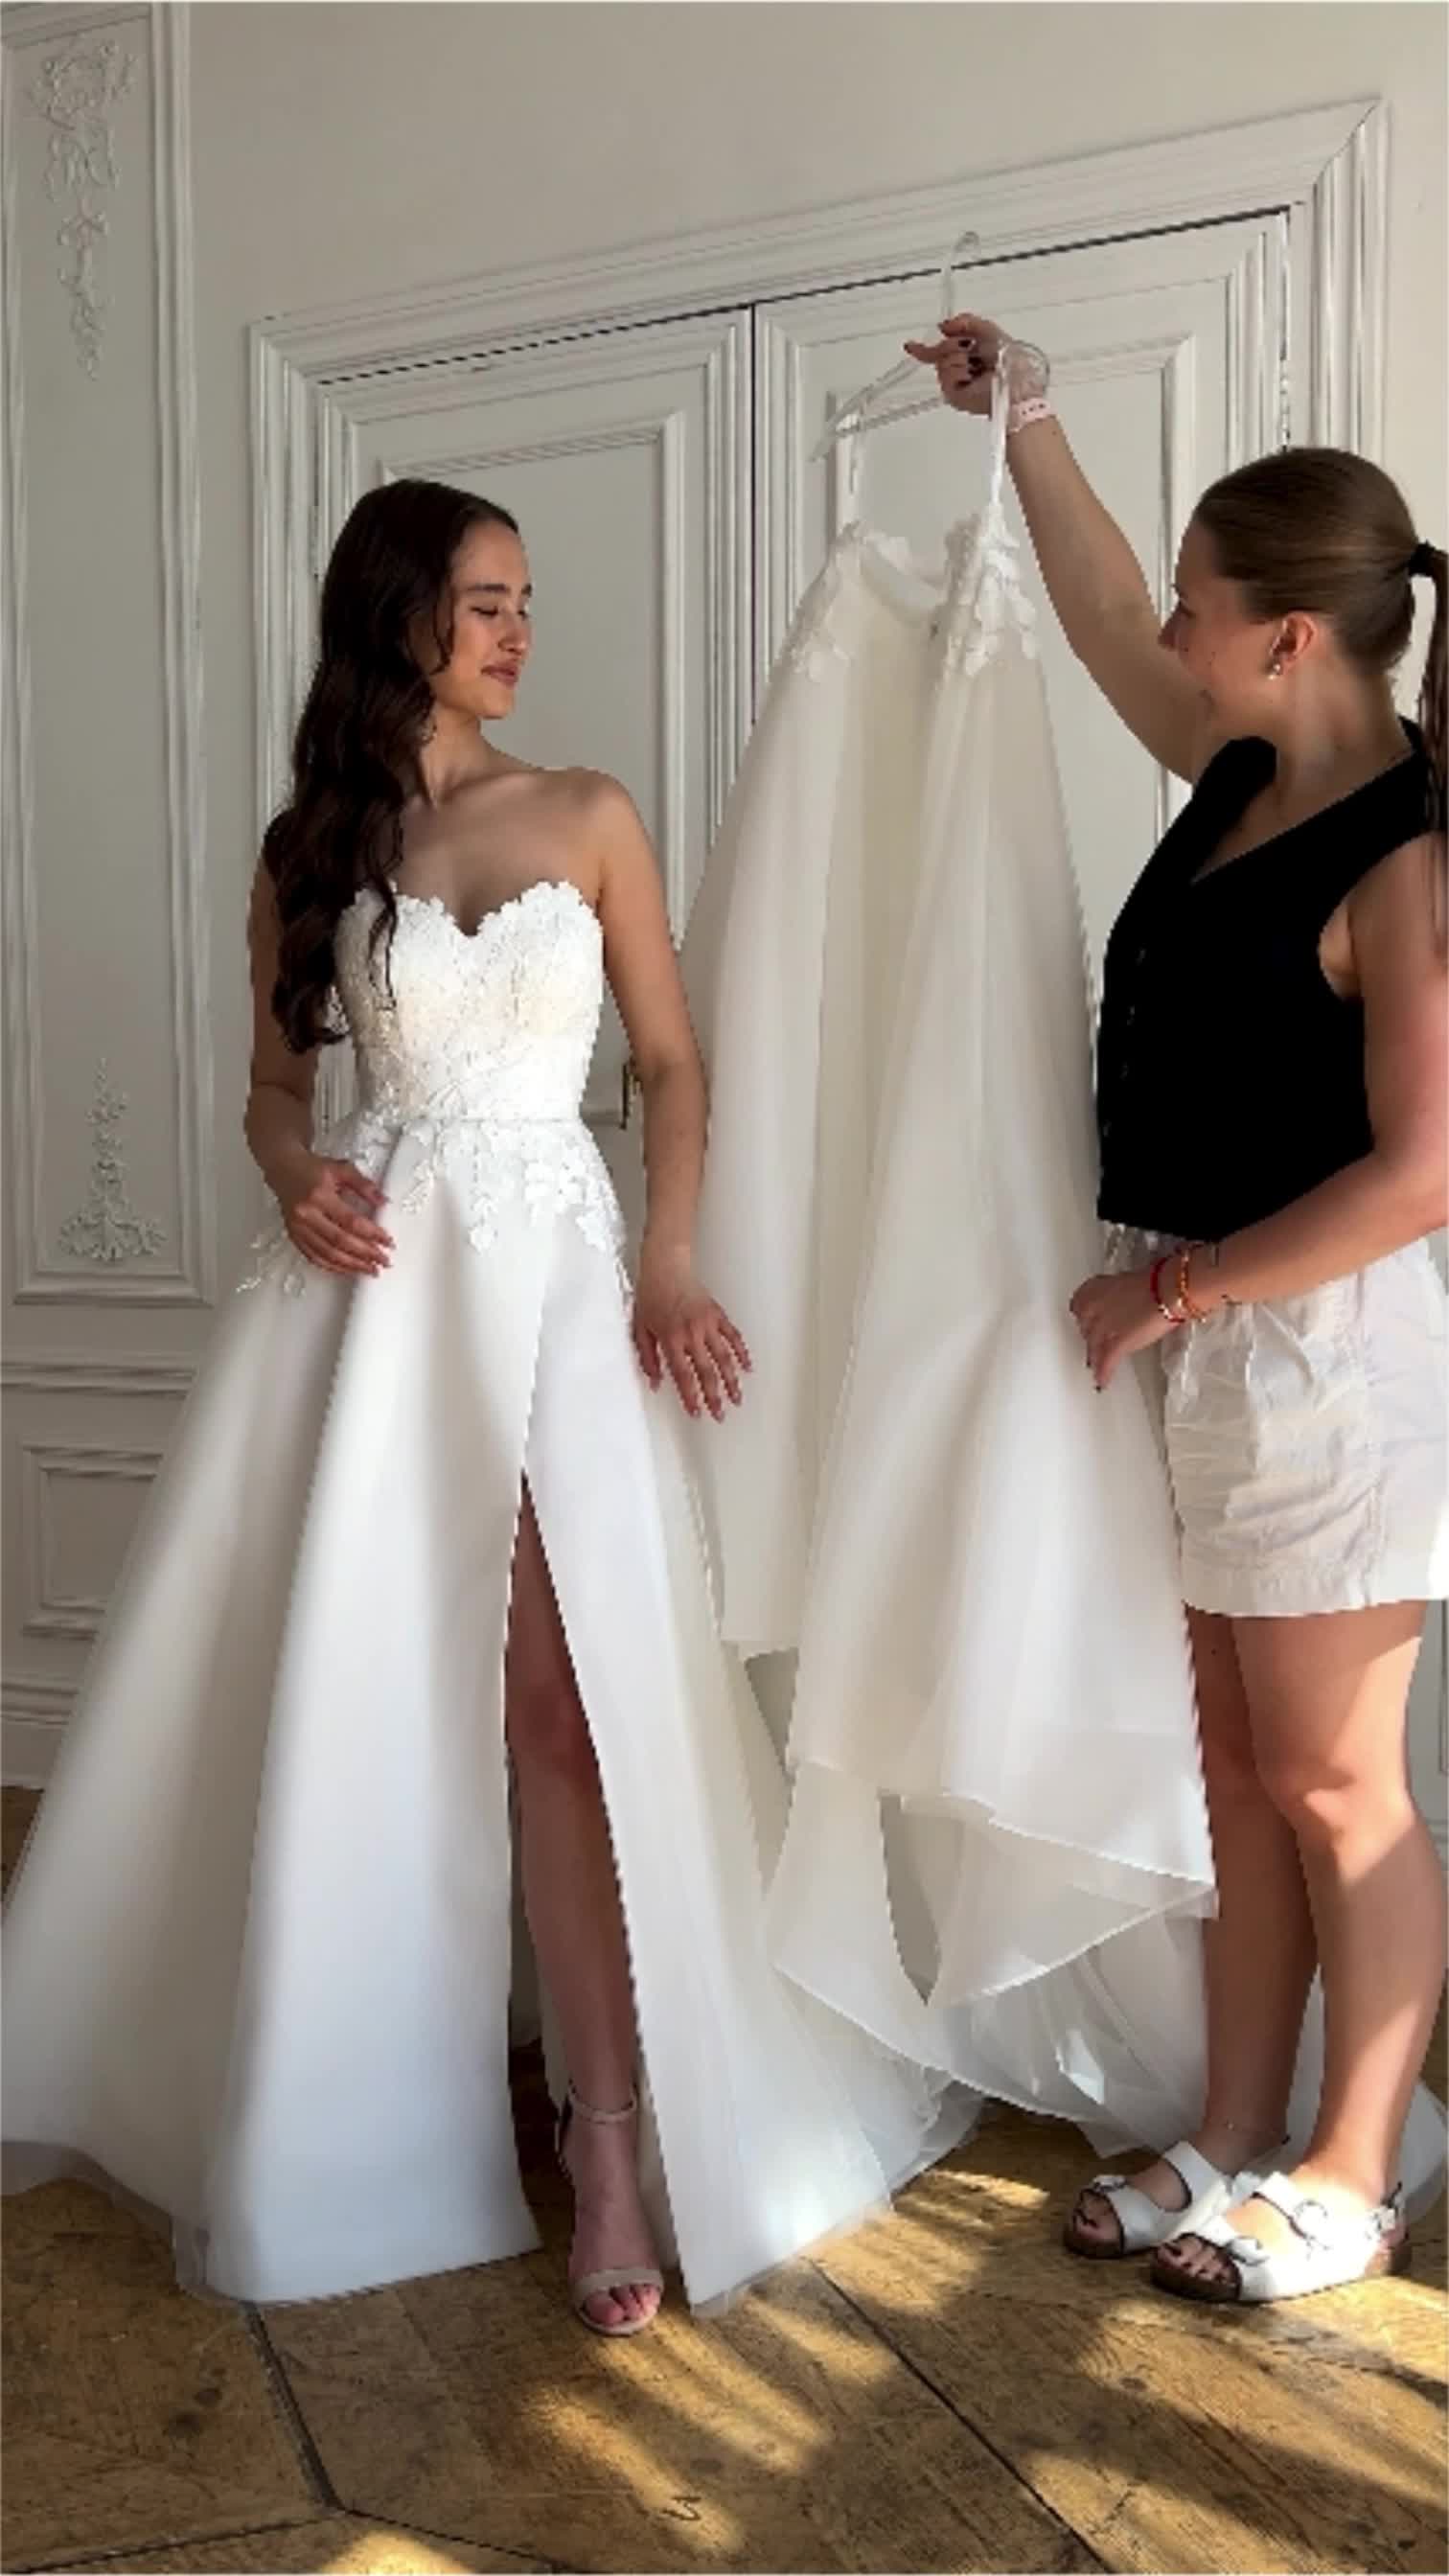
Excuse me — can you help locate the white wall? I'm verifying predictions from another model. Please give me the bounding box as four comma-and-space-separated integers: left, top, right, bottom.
5, 3, 1445, 1779
192, 0, 1448, 1236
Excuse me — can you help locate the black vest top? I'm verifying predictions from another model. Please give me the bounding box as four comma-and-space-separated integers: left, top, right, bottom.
1095, 724, 1434, 1241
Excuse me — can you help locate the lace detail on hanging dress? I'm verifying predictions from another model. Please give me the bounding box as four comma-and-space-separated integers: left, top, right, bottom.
940, 513, 1040, 678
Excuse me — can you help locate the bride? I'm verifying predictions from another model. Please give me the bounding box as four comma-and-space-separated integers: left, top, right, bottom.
2, 478, 956, 2334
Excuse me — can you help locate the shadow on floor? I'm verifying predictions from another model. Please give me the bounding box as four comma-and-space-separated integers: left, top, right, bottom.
3, 1784, 1445, 2576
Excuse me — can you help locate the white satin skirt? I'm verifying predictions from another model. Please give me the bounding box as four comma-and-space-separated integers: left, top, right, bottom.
2, 1159, 964, 2310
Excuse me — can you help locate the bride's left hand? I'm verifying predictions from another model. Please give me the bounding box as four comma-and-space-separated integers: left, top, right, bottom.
1069, 1267, 1178, 1390
633, 1253, 752, 1421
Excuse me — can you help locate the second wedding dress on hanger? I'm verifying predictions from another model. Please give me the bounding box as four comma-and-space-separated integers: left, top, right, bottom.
683, 362, 1449, 2205
684, 367, 1220, 2152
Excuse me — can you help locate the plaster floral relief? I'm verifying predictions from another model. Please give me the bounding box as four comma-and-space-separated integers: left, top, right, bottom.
58, 1062, 167, 1266
28, 35, 137, 375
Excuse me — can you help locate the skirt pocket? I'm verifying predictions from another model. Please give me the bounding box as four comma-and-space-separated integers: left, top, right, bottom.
1163, 1273, 1386, 1603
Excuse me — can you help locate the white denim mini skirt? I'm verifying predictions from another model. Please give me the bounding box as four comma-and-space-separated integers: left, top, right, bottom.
1106, 1229, 1449, 1618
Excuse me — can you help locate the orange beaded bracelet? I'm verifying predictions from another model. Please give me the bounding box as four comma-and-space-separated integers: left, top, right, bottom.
1149, 1254, 1187, 1324
1177, 1245, 1215, 1325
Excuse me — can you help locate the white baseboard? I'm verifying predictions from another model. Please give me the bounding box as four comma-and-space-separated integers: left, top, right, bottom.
2, 1681, 72, 1786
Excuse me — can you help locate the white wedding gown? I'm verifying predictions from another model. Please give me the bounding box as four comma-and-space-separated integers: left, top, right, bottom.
681, 398, 1447, 2205
2, 878, 966, 2309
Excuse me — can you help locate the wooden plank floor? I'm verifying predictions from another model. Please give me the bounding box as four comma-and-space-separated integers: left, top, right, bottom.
4, 1784, 1445, 2576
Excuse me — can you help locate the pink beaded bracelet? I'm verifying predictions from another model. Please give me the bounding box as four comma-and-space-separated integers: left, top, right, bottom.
1006, 396, 1055, 437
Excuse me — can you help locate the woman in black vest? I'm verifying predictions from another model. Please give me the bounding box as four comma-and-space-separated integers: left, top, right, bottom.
909, 315, 1446, 2304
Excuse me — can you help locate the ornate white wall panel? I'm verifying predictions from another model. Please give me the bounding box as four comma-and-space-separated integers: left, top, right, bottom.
2, 1, 213, 1311
2, 4, 209, 1780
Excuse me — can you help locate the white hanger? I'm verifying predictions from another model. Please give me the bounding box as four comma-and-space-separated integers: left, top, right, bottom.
812, 230, 982, 461
812, 230, 1047, 463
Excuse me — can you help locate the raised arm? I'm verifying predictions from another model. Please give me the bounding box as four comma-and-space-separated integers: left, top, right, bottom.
908, 314, 1211, 782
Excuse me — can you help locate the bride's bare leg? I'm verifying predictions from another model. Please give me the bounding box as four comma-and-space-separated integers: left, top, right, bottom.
504, 1487, 661, 2329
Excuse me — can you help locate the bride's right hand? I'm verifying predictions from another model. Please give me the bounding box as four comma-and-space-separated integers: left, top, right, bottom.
904, 312, 1012, 417
279, 1155, 394, 1277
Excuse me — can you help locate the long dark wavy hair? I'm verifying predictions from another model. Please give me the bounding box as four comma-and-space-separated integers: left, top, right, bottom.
262, 479, 521, 1052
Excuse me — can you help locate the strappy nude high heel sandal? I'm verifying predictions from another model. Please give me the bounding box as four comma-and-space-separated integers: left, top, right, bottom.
555, 2083, 665, 2337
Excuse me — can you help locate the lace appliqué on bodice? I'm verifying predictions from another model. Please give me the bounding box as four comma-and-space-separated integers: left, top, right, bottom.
241, 881, 625, 1296
940, 515, 1040, 677
780, 514, 1038, 685
784, 528, 871, 681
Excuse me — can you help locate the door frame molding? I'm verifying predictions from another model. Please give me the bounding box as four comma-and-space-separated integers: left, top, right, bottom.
252, 97, 1384, 865
254, 96, 1382, 398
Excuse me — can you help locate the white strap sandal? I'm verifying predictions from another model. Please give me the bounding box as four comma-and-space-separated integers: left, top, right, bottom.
1065, 2140, 1243, 2259
555, 2084, 665, 2338
1151, 2171, 1410, 2304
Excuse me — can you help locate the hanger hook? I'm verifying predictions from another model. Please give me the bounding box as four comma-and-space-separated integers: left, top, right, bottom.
940, 228, 981, 319
810, 225, 987, 462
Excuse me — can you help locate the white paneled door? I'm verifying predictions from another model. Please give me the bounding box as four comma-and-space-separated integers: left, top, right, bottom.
317, 312, 752, 1163
757, 215, 1289, 978
324, 217, 1288, 1143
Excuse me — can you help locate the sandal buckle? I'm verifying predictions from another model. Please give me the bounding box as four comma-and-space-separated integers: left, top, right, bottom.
1289, 2196, 1334, 2247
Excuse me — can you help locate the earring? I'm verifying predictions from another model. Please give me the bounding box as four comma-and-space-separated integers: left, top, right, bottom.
1267, 655, 1283, 678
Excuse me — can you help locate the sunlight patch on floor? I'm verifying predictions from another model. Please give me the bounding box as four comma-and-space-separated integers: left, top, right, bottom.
320, 2533, 478, 2574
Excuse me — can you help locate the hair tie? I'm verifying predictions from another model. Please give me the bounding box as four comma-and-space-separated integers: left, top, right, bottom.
1408, 539, 1437, 578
